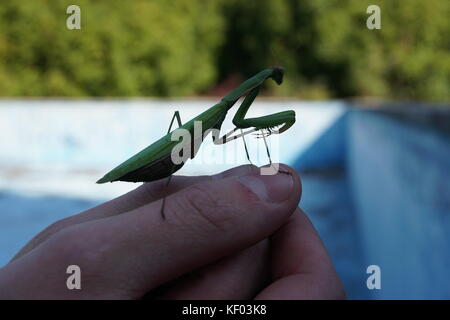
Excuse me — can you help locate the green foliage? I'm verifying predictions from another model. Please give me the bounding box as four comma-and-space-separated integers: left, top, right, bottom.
0, 0, 224, 96
0, 0, 448, 101
218, 0, 449, 101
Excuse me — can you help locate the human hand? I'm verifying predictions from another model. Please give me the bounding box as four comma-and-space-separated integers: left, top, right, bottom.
0, 164, 345, 299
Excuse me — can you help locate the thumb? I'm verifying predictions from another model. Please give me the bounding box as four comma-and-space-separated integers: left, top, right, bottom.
32, 164, 301, 298
115, 164, 301, 295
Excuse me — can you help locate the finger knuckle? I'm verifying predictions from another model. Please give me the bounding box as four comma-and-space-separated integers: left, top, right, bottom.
168, 184, 237, 233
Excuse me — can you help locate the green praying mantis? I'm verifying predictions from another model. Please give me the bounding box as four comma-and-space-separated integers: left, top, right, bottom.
97, 67, 296, 218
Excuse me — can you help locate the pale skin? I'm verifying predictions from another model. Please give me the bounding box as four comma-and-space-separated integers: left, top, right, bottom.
0, 164, 345, 299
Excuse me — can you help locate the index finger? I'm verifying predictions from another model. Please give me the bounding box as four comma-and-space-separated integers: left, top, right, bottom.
11, 165, 259, 262
82, 164, 260, 219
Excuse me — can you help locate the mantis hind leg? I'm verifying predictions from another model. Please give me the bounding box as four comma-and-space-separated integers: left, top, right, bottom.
240, 129, 253, 164
161, 110, 183, 220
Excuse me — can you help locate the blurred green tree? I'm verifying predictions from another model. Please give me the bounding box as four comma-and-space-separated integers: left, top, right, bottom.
0, 0, 225, 96
0, 0, 448, 101
218, 0, 449, 101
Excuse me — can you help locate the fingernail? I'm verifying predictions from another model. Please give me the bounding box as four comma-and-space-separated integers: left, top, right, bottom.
238, 173, 294, 203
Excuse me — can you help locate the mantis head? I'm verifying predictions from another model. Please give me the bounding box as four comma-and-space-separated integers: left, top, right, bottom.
270, 66, 284, 85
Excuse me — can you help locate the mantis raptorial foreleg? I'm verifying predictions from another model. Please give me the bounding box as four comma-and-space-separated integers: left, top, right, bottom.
215, 84, 294, 144
232, 86, 295, 136
161, 110, 183, 219
212, 85, 294, 171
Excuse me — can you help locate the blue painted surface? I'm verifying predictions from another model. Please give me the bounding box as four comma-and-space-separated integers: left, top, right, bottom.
292, 111, 369, 299
294, 112, 348, 170
294, 108, 450, 299
347, 111, 450, 299
0, 191, 101, 265
298, 170, 369, 299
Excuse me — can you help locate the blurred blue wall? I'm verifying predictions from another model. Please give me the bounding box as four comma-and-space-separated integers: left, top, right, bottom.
295, 106, 450, 299
348, 110, 450, 299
